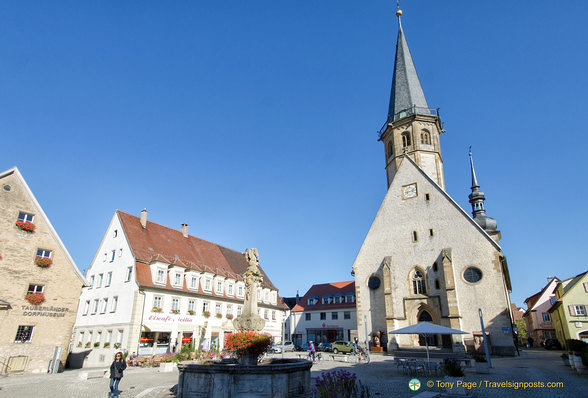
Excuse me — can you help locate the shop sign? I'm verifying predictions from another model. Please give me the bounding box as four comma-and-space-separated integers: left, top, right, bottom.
322, 323, 339, 328
21, 305, 70, 318
147, 314, 193, 323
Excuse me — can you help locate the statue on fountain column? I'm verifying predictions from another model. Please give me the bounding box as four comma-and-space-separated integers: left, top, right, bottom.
232, 248, 266, 332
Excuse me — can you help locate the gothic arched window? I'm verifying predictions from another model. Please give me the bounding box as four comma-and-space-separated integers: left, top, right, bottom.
421, 130, 431, 145
412, 268, 427, 295
387, 141, 394, 158
401, 132, 411, 148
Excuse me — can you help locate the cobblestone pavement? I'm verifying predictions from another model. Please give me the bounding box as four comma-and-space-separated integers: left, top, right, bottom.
0, 349, 584, 397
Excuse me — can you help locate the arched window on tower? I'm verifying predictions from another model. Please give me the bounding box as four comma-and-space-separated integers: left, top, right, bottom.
387, 141, 394, 159
420, 130, 431, 145
401, 132, 411, 148
411, 268, 427, 295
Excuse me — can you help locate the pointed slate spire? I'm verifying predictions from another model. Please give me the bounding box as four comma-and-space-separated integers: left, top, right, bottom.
468, 148, 497, 231
388, 12, 429, 121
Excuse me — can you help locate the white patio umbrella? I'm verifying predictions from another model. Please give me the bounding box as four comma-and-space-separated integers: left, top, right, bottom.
389, 322, 468, 362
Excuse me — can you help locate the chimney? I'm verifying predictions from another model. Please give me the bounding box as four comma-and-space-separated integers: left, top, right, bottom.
140, 209, 147, 229
295, 290, 300, 304
181, 223, 189, 238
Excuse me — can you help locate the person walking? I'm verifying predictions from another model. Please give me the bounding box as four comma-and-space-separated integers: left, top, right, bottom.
109, 351, 127, 397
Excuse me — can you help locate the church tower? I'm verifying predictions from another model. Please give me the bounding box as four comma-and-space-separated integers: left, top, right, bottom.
379, 10, 445, 189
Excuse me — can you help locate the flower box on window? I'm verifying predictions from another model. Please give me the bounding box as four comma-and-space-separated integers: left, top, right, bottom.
104, 342, 110, 348
216, 313, 222, 319
93, 342, 100, 348
203, 311, 210, 318
26, 292, 45, 305
171, 309, 180, 314
35, 257, 52, 268
187, 310, 195, 315
85, 342, 91, 348
113, 343, 121, 349
152, 307, 162, 313
226, 314, 234, 320
77, 341, 82, 347
15, 221, 35, 232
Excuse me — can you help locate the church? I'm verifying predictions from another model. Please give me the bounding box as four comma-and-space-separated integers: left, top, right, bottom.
352, 10, 515, 356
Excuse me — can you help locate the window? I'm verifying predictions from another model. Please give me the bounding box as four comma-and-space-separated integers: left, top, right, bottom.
429, 229, 434, 237
190, 277, 198, 289
153, 296, 162, 309
89, 275, 95, 288
238, 285, 243, 297
412, 269, 427, 295
262, 309, 268, 319
17, 212, 34, 223
113, 229, 118, 238
119, 248, 123, 257
332, 312, 338, 320
172, 298, 179, 311
97, 273, 103, 288
305, 313, 311, 321
322, 296, 332, 305
463, 267, 483, 283
542, 313, 551, 322
27, 284, 44, 293
36, 249, 52, 258
344, 311, 351, 320
308, 298, 317, 305
228, 284, 233, 295
435, 279, 440, 290
215, 303, 222, 314
125, 267, 132, 282
107, 330, 113, 344
226, 304, 233, 315
387, 141, 394, 158
412, 231, 418, 242
216, 281, 223, 293
320, 312, 326, 320
103, 253, 107, 262
117, 330, 123, 344
111, 297, 118, 313
584, 282, 588, 293
110, 250, 116, 262
425, 193, 431, 201
79, 332, 84, 344
570, 305, 587, 316
257, 288, 262, 302
433, 262, 438, 272
87, 331, 93, 343
272, 310, 276, 320
156, 269, 165, 283
237, 306, 242, 315
83, 300, 90, 315
420, 130, 431, 145
188, 300, 195, 312
96, 331, 102, 343
549, 296, 557, 305
205, 279, 211, 291
174, 273, 182, 286
345, 295, 355, 303
203, 301, 209, 312
14, 326, 34, 342
401, 132, 411, 147
264, 291, 269, 302
105, 272, 112, 287
92, 299, 99, 314
101, 298, 108, 313
334, 296, 343, 304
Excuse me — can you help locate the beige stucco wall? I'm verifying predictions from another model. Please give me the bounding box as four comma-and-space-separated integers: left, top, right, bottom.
0, 170, 84, 373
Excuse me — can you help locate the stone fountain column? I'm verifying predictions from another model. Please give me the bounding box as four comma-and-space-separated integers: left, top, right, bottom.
232, 248, 266, 332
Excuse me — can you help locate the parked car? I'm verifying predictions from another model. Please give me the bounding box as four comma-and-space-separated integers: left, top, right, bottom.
317, 342, 332, 352
271, 343, 282, 353
331, 341, 354, 354
281, 341, 295, 352
543, 339, 562, 350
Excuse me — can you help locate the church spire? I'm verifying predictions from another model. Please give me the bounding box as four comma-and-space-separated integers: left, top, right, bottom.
468, 148, 497, 232
388, 10, 429, 121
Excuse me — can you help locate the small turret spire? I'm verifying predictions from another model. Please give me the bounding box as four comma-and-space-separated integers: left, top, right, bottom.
468, 148, 497, 232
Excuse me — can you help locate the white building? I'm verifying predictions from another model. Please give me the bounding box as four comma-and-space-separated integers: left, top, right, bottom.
288, 281, 357, 347
71, 209, 286, 367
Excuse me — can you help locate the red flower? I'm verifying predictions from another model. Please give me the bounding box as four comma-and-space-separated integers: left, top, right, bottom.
224, 331, 272, 356
26, 292, 45, 305
15, 221, 36, 232
35, 257, 52, 267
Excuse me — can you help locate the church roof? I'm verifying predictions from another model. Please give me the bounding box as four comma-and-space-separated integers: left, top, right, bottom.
292, 281, 355, 312
388, 19, 430, 121
117, 210, 278, 291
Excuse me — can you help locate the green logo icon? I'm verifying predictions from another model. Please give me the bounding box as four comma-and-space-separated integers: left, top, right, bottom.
409, 378, 421, 391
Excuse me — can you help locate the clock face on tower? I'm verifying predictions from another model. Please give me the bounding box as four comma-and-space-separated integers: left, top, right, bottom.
402, 183, 418, 199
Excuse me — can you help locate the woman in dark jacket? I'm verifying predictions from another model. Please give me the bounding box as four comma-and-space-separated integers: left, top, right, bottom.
109, 351, 127, 396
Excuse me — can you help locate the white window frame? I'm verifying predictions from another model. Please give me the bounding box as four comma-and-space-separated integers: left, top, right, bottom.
105, 272, 112, 287
97, 273, 103, 288
92, 299, 99, 314
125, 266, 133, 282
188, 300, 195, 312
238, 285, 243, 297
89, 275, 95, 289
237, 305, 242, 315
204, 279, 211, 291
215, 303, 222, 315
110, 250, 116, 262
27, 284, 44, 293
171, 297, 180, 312
203, 301, 209, 312
36, 249, 52, 258
216, 280, 223, 294
190, 276, 198, 290
17, 212, 34, 223
83, 300, 90, 315
111, 296, 118, 313
14, 325, 34, 343
153, 296, 162, 309
101, 298, 108, 313
174, 273, 182, 286
228, 284, 233, 296
156, 269, 165, 284
117, 329, 123, 344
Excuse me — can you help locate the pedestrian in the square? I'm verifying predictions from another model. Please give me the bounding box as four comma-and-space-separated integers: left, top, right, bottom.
109, 351, 127, 397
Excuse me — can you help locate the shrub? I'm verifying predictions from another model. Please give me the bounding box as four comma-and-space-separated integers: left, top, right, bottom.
473, 354, 487, 363
224, 331, 271, 357
441, 358, 464, 377
313, 369, 368, 398
566, 339, 587, 353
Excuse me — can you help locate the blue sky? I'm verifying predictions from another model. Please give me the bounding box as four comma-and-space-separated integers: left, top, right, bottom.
1, 1, 587, 308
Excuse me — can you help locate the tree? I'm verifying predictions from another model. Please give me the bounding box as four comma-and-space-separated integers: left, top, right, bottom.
514, 319, 528, 344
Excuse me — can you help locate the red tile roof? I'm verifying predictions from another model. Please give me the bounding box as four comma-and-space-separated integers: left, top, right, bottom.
292, 281, 355, 312
118, 210, 278, 292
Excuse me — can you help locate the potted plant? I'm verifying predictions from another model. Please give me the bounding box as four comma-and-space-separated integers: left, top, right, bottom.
216, 313, 222, 319
77, 341, 82, 348
113, 342, 121, 349
35, 257, 52, 267
170, 309, 180, 314
441, 358, 466, 395
203, 311, 210, 318
473, 355, 489, 374
224, 331, 272, 366
226, 314, 233, 320
93, 342, 100, 348
85, 342, 91, 348
25, 292, 45, 305
152, 307, 162, 313
561, 352, 570, 366
104, 342, 110, 348
566, 339, 587, 371
187, 310, 195, 315
15, 220, 35, 232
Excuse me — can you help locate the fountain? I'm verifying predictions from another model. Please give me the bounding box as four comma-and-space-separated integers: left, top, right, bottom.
176, 249, 312, 398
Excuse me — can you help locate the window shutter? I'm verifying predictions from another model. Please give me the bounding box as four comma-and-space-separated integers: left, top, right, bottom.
568, 305, 575, 316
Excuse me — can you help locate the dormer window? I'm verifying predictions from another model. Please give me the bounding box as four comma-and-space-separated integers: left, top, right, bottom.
190, 276, 198, 290
307, 296, 318, 305
204, 278, 211, 291
345, 294, 355, 303
174, 273, 182, 286
322, 296, 333, 305
156, 269, 165, 284
216, 280, 223, 294
238, 285, 244, 297
228, 284, 234, 296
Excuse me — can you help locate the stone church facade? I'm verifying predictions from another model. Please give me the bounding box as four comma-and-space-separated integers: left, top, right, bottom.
352, 12, 515, 355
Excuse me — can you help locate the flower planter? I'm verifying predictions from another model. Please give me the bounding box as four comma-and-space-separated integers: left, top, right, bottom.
26, 292, 45, 305
171, 310, 180, 314
35, 257, 52, 268
216, 313, 222, 319
85, 343, 91, 348
226, 314, 233, 320
15, 221, 35, 232
203, 311, 210, 318
187, 311, 195, 315
104, 343, 111, 348
113, 343, 121, 349
152, 307, 162, 313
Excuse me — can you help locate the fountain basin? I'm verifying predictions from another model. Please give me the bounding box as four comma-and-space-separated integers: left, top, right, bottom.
176, 358, 312, 398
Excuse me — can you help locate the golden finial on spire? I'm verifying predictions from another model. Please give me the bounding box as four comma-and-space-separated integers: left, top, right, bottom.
396, 9, 402, 18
